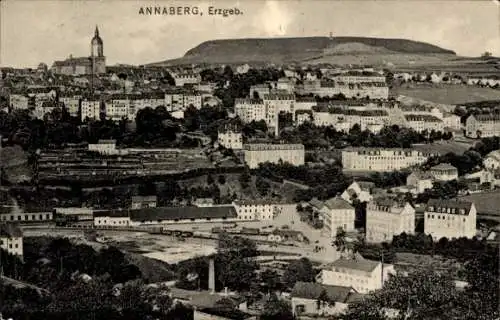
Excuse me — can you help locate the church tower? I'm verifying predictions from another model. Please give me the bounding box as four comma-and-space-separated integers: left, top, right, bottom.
91, 25, 104, 57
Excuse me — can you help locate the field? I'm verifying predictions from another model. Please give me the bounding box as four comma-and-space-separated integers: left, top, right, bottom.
394, 252, 463, 278
391, 84, 500, 105
459, 191, 500, 217
411, 141, 473, 155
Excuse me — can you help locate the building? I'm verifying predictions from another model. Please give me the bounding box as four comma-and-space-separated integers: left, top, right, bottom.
320, 197, 356, 238
131, 196, 157, 209
249, 84, 270, 99
81, 99, 102, 121
465, 114, 500, 138
233, 200, 276, 220
0, 210, 53, 224
0, 223, 23, 256
234, 98, 266, 124
106, 94, 131, 121
406, 171, 434, 194
484, 150, 500, 170
218, 124, 242, 150
342, 148, 438, 172
341, 181, 374, 204
267, 229, 304, 242
404, 114, 444, 133
51, 26, 106, 75
263, 93, 296, 136
88, 140, 118, 155
59, 95, 81, 117
366, 199, 415, 243
424, 199, 477, 240
316, 254, 395, 294
291, 282, 362, 317
243, 144, 305, 169
94, 205, 238, 227
443, 113, 461, 131
9, 93, 29, 109
429, 163, 458, 181
172, 72, 201, 87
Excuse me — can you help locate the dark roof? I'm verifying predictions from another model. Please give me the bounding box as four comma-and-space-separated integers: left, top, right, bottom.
330, 256, 380, 273
473, 114, 500, 122
426, 199, 473, 214
404, 114, 443, 122
430, 163, 457, 171
52, 57, 92, 67
291, 282, 354, 302
324, 197, 354, 210
130, 206, 237, 221
0, 223, 23, 238
131, 195, 157, 202
309, 198, 324, 209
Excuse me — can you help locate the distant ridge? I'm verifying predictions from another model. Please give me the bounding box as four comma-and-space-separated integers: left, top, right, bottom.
149, 36, 456, 66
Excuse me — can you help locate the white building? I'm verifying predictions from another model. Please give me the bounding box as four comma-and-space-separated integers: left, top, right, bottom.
88, 139, 118, 155
164, 91, 185, 111
276, 78, 295, 93
172, 72, 201, 87
243, 143, 305, 169
0, 223, 23, 257
366, 200, 415, 243
320, 197, 356, 238
465, 114, 500, 138
9, 94, 29, 109
424, 199, 477, 240
218, 125, 243, 150
442, 113, 461, 131
342, 148, 438, 172
484, 150, 500, 170
183, 92, 203, 109
106, 95, 131, 121
81, 99, 101, 121
233, 200, 276, 220
406, 171, 434, 194
429, 163, 458, 181
59, 95, 81, 117
341, 181, 374, 204
234, 98, 266, 123
316, 254, 395, 294
263, 93, 296, 136
131, 196, 157, 209
404, 114, 444, 133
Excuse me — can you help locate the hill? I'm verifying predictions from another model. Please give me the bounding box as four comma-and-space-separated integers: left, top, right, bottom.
150, 36, 456, 66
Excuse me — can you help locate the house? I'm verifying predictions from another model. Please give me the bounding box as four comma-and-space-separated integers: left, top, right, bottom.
131, 195, 157, 209
320, 197, 355, 237
424, 199, 477, 240
316, 253, 395, 294
429, 163, 458, 181
406, 171, 434, 194
291, 282, 363, 317
233, 200, 276, 220
484, 150, 500, 170
243, 144, 305, 169
88, 139, 118, 155
218, 124, 243, 150
341, 181, 374, 204
0, 223, 23, 257
465, 114, 500, 138
267, 229, 304, 243
366, 199, 415, 243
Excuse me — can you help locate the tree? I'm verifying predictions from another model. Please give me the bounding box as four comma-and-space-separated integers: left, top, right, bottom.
260, 293, 294, 320
334, 227, 347, 252
206, 174, 215, 185
260, 269, 281, 293
255, 176, 270, 196
282, 258, 314, 288
217, 175, 226, 185
239, 168, 251, 189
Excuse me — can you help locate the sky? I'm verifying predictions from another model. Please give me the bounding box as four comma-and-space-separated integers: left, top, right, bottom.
1, 0, 499, 68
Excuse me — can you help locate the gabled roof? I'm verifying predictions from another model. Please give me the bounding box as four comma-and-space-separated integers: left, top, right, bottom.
324, 197, 354, 210
0, 223, 23, 238
309, 198, 324, 209
291, 282, 354, 302
426, 199, 473, 214
330, 255, 380, 273
430, 163, 457, 171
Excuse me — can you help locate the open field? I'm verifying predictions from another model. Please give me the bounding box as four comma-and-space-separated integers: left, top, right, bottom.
394, 252, 463, 278
411, 141, 472, 155
391, 84, 500, 105
459, 191, 500, 217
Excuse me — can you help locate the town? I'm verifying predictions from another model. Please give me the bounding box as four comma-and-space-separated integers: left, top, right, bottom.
1, 8, 500, 320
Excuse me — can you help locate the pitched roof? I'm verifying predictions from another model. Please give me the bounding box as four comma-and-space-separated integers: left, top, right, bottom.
0, 223, 23, 238
430, 163, 457, 171
309, 198, 324, 209
130, 206, 237, 221
324, 197, 354, 210
291, 282, 354, 302
426, 199, 473, 214
330, 256, 380, 273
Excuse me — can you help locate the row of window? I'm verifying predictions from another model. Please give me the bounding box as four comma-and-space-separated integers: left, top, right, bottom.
427, 214, 466, 222
0, 241, 19, 249
1, 214, 52, 221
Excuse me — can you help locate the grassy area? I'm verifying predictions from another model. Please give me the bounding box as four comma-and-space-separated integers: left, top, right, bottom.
459, 191, 500, 216
392, 84, 500, 104
395, 252, 463, 278
412, 141, 472, 155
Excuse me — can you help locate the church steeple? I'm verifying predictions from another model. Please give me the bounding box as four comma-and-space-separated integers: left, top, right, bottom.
95, 25, 99, 37
91, 25, 104, 57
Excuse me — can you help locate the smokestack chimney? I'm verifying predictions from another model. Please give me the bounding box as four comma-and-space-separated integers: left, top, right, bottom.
209, 257, 215, 294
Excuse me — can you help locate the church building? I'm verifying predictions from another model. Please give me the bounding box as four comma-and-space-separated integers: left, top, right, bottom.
51, 26, 106, 76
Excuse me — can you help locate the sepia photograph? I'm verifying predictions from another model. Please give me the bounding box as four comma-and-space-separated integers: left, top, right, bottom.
0, 0, 499, 319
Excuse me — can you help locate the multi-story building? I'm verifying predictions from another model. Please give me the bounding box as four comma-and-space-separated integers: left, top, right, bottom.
59, 95, 81, 117
298, 80, 389, 100
429, 163, 458, 181
233, 200, 276, 220
0, 223, 23, 257
465, 114, 500, 138
319, 197, 355, 238
234, 98, 266, 123
424, 199, 477, 240
404, 114, 444, 133
249, 84, 271, 99
484, 150, 500, 170
218, 124, 243, 150
295, 97, 317, 112
332, 75, 387, 83
34, 101, 65, 120
131, 196, 157, 209
243, 143, 305, 169
442, 113, 461, 131
106, 94, 131, 121
183, 92, 202, 109
172, 72, 201, 87
164, 91, 185, 111
316, 254, 395, 294
276, 78, 295, 93
341, 181, 374, 204
81, 99, 102, 121
406, 171, 434, 194
342, 148, 438, 172
9, 93, 29, 109
366, 199, 415, 243
263, 93, 296, 135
